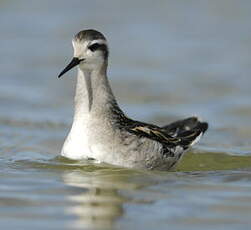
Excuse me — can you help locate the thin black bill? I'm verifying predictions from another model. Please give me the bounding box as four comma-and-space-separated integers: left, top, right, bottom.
58, 57, 83, 78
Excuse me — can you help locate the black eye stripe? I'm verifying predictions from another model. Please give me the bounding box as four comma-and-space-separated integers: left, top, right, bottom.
88, 43, 107, 52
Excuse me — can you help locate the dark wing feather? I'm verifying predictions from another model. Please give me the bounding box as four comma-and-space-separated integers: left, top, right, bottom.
162, 116, 208, 136
127, 116, 208, 150
130, 125, 181, 147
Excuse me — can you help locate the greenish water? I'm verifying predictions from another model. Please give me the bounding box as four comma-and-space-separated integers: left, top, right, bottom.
177, 152, 251, 171
1, 0, 251, 229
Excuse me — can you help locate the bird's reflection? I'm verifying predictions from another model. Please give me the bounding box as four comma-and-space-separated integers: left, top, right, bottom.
62, 167, 138, 229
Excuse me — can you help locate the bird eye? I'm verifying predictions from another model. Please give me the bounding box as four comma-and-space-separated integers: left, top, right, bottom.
88, 43, 101, 52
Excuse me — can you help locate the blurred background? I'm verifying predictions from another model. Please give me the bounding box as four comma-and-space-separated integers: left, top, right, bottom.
1, 1, 251, 230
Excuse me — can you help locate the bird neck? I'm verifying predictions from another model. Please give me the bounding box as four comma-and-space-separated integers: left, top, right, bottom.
73, 62, 121, 121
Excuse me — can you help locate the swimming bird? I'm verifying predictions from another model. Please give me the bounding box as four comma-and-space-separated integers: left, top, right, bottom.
58, 29, 208, 170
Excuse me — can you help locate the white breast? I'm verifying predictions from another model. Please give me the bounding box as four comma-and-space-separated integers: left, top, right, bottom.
61, 118, 92, 160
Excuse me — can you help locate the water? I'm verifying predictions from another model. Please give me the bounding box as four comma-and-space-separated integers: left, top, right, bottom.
1, 0, 251, 229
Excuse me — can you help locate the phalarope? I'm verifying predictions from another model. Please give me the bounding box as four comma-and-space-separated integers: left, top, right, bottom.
58, 29, 208, 170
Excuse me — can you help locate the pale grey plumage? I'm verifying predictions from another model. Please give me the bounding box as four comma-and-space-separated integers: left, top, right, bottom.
58, 29, 208, 170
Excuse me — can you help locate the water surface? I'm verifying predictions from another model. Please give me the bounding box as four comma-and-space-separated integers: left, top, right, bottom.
0, 0, 251, 229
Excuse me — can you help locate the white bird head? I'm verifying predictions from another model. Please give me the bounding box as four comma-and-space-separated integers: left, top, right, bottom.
58, 29, 109, 78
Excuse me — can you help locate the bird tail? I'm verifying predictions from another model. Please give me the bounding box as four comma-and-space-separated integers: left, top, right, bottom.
162, 116, 208, 148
